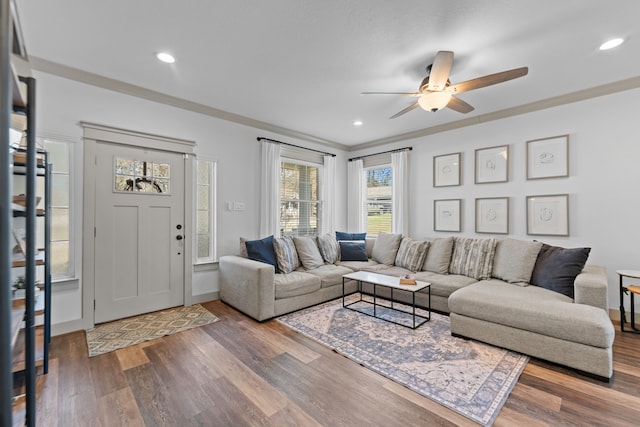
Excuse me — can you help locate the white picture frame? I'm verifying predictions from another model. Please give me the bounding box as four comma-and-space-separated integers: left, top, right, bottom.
434, 199, 461, 232
475, 145, 509, 184
475, 197, 509, 234
433, 152, 461, 187
526, 194, 569, 236
527, 135, 569, 180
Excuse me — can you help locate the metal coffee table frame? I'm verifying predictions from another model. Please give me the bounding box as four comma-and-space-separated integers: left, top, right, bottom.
342, 272, 431, 329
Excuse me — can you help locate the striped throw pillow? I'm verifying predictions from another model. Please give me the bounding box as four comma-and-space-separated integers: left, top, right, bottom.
273, 236, 300, 274
317, 233, 340, 263
395, 237, 430, 271
449, 237, 497, 280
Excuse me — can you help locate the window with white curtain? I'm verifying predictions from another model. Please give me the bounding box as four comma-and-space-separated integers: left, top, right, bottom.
195, 159, 217, 263
279, 145, 325, 237
365, 165, 393, 236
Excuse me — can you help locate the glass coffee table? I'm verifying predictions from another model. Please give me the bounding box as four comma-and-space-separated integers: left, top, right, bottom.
342, 271, 431, 329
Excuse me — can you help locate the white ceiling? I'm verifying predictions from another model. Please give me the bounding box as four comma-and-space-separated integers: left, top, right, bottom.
15, 1, 640, 148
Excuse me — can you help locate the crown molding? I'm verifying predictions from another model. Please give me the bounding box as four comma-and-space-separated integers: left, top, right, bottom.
30, 56, 640, 153
349, 75, 640, 151
30, 56, 350, 152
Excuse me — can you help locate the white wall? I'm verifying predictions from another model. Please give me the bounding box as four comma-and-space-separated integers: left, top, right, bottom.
32, 71, 348, 332
351, 87, 640, 314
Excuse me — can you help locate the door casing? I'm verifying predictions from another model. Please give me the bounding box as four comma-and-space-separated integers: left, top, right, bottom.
81, 122, 195, 329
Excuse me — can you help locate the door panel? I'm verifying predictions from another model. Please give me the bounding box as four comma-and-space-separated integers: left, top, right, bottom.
94, 142, 184, 323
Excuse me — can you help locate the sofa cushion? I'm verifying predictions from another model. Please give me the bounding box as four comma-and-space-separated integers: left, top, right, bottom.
492, 238, 543, 285
239, 237, 248, 257
449, 280, 614, 349
245, 235, 279, 273
395, 238, 429, 271
305, 264, 354, 288
336, 259, 379, 270
273, 236, 300, 274
414, 271, 478, 298
365, 265, 414, 278
449, 237, 497, 280
530, 244, 591, 298
293, 236, 325, 270
372, 232, 403, 265
336, 231, 366, 241
339, 241, 368, 261
422, 236, 453, 274
316, 233, 341, 263
274, 271, 321, 299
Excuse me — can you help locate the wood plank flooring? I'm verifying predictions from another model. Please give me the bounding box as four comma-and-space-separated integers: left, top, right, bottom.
12, 300, 640, 426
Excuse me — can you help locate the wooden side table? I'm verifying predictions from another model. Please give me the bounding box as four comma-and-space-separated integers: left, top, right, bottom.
617, 270, 640, 333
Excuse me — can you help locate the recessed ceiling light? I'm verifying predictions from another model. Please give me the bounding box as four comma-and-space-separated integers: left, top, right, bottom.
353, 120, 363, 126
599, 38, 624, 51
156, 52, 176, 63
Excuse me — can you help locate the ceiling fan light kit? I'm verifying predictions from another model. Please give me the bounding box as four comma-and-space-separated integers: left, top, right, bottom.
418, 91, 452, 112
363, 50, 528, 119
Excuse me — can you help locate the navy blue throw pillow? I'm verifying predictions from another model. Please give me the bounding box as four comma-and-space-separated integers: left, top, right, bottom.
336, 231, 366, 241
339, 241, 368, 261
530, 243, 591, 299
245, 235, 279, 273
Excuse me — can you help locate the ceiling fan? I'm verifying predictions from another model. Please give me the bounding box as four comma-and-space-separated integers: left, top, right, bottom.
362, 51, 528, 119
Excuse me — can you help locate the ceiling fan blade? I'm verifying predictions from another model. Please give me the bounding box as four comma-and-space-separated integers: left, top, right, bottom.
446, 67, 528, 94
427, 51, 454, 91
390, 102, 420, 119
361, 92, 421, 97
446, 96, 474, 113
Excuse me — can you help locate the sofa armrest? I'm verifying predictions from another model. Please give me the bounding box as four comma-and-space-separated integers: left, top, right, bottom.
574, 265, 608, 311
219, 255, 276, 321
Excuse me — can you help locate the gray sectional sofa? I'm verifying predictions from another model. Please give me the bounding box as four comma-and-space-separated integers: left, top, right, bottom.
219, 233, 615, 380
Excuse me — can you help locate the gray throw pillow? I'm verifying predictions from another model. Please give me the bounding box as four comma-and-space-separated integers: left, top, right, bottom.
316, 233, 340, 264
422, 237, 453, 274
449, 237, 497, 280
273, 236, 300, 274
492, 238, 543, 285
395, 238, 430, 271
371, 232, 403, 265
293, 236, 325, 270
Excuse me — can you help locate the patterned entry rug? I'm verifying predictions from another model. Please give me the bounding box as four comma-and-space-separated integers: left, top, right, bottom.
86, 304, 219, 357
277, 295, 528, 426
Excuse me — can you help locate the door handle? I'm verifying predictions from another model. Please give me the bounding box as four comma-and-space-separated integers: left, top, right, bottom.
176, 235, 183, 240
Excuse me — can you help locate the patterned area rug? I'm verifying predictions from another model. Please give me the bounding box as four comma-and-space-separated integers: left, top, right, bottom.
277, 295, 528, 426
86, 304, 219, 357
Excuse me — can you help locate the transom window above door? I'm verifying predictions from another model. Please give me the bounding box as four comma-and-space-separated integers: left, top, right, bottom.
114, 157, 171, 194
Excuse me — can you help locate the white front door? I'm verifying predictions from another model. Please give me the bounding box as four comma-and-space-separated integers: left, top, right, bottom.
94, 142, 185, 323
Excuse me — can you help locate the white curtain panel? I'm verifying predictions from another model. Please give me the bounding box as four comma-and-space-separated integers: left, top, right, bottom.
321, 154, 336, 235
259, 140, 281, 237
347, 159, 366, 232
392, 150, 409, 236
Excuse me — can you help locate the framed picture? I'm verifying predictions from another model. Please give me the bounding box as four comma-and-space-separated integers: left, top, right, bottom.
433, 152, 461, 187
475, 145, 509, 183
527, 134, 569, 179
475, 197, 509, 234
434, 199, 461, 232
526, 194, 569, 236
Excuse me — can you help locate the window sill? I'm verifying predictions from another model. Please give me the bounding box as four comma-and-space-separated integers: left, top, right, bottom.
194, 262, 218, 272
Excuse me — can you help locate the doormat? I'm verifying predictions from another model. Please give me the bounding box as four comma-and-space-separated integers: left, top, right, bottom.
277, 295, 528, 426
86, 304, 219, 357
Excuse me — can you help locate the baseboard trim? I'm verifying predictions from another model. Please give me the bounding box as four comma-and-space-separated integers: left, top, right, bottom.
192, 291, 219, 304
52, 318, 86, 336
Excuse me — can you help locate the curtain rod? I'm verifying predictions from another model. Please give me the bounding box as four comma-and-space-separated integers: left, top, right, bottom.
257, 137, 336, 157
348, 146, 412, 162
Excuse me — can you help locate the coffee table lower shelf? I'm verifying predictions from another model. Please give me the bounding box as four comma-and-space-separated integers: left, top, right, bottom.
342, 272, 431, 330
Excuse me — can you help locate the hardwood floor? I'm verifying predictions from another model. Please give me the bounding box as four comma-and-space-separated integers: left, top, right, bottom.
12, 300, 640, 426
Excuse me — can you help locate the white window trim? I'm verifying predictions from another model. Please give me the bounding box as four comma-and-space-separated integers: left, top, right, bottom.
364, 163, 393, 237
280, 157, 323, 237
